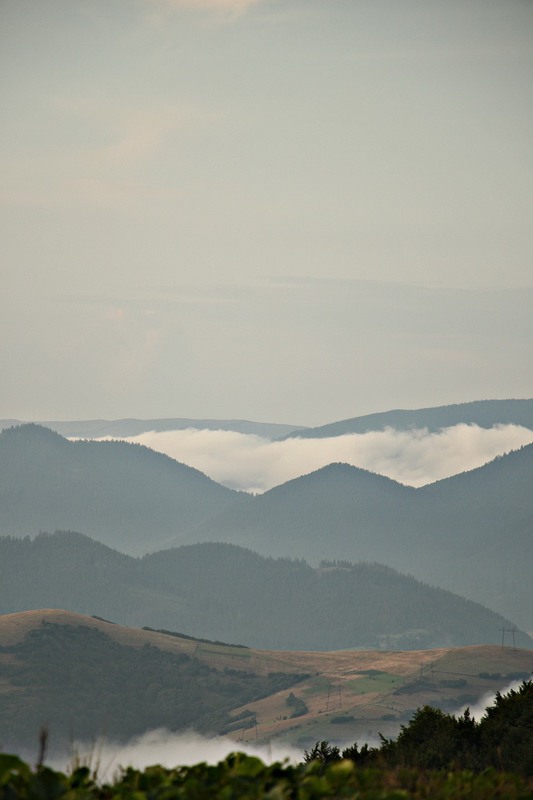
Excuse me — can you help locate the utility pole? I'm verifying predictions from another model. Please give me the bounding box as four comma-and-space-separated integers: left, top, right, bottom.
500, 627, 517, 651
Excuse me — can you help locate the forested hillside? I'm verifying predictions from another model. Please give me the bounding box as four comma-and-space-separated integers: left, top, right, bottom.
0, 424, 245, 554
186, 447, 533, 628
0, 533, 529, 651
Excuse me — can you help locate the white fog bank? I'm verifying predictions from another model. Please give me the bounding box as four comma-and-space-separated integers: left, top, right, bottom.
101, 424, 533, 493
48, 729, 302, 780
46, 680, 529, 778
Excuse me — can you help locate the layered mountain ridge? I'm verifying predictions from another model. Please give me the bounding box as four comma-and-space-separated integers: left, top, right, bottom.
1, 402, 531, 629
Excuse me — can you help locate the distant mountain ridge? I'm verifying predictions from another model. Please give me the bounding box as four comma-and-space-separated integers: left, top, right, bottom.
2, 399, 531, 442
280, 399, 533, 439
0, 417, 305, 439
0, 532, 529, 652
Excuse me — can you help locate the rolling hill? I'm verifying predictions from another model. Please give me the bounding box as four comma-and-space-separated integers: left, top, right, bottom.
0, 532, 530, 652
1, 610, 531, 756
0, 423, 245, 554
184, 447, 533, 628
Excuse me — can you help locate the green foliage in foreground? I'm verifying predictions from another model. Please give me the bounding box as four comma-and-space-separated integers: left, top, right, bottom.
2, 752, 533, 800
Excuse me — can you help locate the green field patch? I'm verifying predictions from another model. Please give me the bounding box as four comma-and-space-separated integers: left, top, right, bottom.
301, 681, 334, 698
198, 643, 252, 658
346, 672, 401, 694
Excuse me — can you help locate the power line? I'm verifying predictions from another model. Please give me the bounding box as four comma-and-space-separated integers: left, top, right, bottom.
500, 626, 517, 651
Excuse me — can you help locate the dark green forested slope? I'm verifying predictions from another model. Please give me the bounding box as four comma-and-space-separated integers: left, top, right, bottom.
0, 424, 245, 554
282, 398, 533, 438
0, 619, 303, 753
0, 533, 530, 651
183, 462, 416, 561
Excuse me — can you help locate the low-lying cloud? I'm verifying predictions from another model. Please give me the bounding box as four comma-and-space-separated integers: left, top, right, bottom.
454, 679, 525, 721
48, 729, 302, 780
102, 423, 533, 493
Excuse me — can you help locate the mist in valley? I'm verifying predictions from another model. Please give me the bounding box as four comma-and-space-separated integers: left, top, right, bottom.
98, 423, 533, 493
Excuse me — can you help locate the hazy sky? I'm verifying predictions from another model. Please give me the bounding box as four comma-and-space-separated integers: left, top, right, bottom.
1, 0, 532, 425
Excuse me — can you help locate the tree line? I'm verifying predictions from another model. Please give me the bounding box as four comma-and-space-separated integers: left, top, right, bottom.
304, 681, 533, 775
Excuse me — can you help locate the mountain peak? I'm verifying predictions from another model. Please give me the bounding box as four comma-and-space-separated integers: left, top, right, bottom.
0, 423, 68, 445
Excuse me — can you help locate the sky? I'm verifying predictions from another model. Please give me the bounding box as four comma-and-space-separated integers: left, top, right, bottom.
1, 0, 532, 426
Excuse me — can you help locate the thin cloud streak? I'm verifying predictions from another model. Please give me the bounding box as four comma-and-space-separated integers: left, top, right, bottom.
102, 424, 533, 492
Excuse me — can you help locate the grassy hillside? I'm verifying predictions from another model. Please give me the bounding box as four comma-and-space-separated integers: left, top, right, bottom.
1, 533, 529, 652
0, 610, 531, 755
0, 610, 305, 755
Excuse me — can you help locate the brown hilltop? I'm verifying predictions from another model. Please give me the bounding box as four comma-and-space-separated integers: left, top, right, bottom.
1, 609, 531, 748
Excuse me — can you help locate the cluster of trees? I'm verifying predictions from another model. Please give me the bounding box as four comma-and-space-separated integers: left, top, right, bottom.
304, 681, 533, 775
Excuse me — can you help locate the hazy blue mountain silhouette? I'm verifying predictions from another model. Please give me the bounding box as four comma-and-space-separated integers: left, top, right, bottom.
0, 417, 304, 439
279, 399, 533, 439
1, 531, 529, 651
1, 423, 531, 628
182, 446, 533, 628
0, 424, 245, 554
